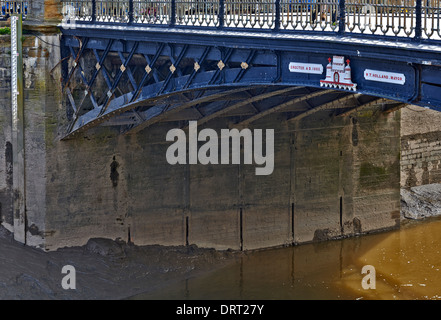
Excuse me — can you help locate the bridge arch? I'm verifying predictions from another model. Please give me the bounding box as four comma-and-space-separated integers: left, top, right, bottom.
61, 32, 421, 139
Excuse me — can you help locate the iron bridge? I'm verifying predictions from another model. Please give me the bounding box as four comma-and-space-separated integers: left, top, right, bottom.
56, 0, 441, 138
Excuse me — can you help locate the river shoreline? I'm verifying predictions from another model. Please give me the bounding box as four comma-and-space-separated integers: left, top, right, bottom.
401, 183, 441, 220
0, 226, 240, 299
0, 183, 439, 299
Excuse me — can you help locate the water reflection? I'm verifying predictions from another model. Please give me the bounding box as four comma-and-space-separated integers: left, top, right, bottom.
134, 217, 441, 300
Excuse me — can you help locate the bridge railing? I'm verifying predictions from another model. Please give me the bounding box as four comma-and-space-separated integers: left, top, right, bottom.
345, 0, 416, 37
422, 0, 441, 39
60, 0, 441, 41
0, 0, 28, 19
223, 0, 275, 29
280, 0, 339, 32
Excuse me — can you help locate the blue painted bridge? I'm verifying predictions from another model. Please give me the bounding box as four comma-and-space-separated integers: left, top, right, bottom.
59, 0, 441, 138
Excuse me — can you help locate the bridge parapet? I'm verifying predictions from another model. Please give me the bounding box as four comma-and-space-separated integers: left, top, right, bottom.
59, 0, 441, 41
1, 0, 62, 26
0, 0, 28, 18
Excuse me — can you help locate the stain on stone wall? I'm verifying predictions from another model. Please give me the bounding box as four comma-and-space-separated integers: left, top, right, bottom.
110, 156, 119, 188
0, 39, 13, 229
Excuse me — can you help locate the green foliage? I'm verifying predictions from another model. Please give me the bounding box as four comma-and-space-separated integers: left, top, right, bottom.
0, 27, 11, 35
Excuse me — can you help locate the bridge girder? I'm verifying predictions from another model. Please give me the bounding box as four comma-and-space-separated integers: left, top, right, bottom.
60, 27, 441, 138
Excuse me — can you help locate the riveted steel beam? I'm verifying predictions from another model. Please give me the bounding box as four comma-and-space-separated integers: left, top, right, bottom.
337, 98, 390, 117
99, 42, 140, 116
123, 86, 262, 135
234, 89, 334, 128
196, 86, 305, 127
130, 43, 165, 103
287, 93, 361, 122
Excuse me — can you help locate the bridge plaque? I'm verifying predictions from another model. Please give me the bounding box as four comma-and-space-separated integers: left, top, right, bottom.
289, 62, 323, 75
364, 69, 406, 85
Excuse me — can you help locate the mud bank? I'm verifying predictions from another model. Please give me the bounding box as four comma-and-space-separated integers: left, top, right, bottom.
0, 226, 239, 299
401, 183, 441, 219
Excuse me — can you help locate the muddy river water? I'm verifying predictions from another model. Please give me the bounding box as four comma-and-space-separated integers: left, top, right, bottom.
134, 217, 441, 300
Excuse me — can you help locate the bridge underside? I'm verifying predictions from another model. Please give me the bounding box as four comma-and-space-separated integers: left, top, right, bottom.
60, 27, 441, 137
67, 83, 403, 138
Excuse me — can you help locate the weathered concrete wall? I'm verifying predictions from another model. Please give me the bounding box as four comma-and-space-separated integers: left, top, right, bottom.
43, 109, 401, 251
292, 107, 401, 246
352, 108, 401, 233
24, 35, 63, 247
401, 105, 441, 187
0, 37, 13, 232
0, 34, 62, 248
42, 94, 401, 251
0, 33, 402, 251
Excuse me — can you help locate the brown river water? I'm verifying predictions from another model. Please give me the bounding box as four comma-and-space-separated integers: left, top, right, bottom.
133, 217, 441, 300
1, 216, 440, 300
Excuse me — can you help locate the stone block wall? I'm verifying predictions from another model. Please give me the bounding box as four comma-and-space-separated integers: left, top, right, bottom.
401, 105, 441, 187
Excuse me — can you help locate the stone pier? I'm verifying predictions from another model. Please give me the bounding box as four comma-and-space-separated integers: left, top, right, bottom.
0, 4, 406, 251
0, 32, 402, 250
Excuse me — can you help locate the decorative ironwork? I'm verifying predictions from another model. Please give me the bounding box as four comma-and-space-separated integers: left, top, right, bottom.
96, 0, 129, 23
176, 0, 219, 26
133, 0, 170, 24
423, 0, 441, 39
224, 0, 275, 29
280, 0, 339, 32
62, 0, 93, 22
345, 0, 415, 37
61, 34, 286, 138
60, 0, 441, 43
217, 59, 225, 70
0, 1, 28, 18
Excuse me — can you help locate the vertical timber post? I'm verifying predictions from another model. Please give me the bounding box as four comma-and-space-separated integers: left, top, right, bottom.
11, 14, 26, 244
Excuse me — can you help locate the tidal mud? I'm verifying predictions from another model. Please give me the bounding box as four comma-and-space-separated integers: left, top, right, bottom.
0, 226, 239, 299
401, 183, 441, 219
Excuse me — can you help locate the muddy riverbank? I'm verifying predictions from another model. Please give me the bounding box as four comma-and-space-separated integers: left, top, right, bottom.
0, 226, 239, 299
401, 183, 441, 219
